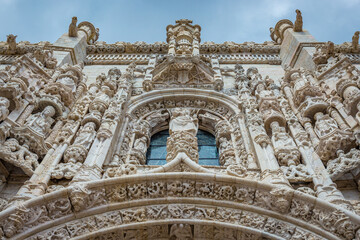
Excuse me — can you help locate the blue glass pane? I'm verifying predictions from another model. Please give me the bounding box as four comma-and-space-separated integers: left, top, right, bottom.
199, 145, 218, 159
199, 159, 220, 166
197, 133, 216, 145
147, 159, 167, 165
147, 145, 167, 159
150, 134, 169, 146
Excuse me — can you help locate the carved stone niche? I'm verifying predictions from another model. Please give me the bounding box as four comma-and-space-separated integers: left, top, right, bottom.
313, 112, 355, 162
12, 100, 62, 156
285, 69, 323, 107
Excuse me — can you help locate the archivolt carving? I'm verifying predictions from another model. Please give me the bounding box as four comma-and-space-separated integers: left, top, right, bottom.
0, 173, 358, 239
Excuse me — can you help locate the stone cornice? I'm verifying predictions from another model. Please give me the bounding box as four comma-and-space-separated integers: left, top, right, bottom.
0, 44, 77, 65
289, 42, 360, 68
86, 42, 281, 55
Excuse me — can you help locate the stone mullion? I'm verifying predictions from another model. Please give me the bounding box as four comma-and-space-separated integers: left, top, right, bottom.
166, 108, 199, 163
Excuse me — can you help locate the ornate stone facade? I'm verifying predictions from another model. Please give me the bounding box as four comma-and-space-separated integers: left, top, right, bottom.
0, 12, 360, 240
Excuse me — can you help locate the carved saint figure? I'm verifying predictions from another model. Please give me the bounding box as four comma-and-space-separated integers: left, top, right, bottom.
271, 122, 296, 148
314, 112, 338, 138
73, 122, 97, 149
68, 16, 78, 37
352, 31, 359, 52
294, 9, 303, 32
0, 97, 10, 121
169, 108, 198, 136
25, 106, 56, 136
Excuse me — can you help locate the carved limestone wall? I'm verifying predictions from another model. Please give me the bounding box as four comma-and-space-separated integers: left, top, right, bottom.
0, 14, 360, 240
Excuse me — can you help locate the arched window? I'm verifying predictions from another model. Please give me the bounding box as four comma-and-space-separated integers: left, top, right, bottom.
146, 129, 219, 166
146, 130, 169, 165
197, 129, 219, 166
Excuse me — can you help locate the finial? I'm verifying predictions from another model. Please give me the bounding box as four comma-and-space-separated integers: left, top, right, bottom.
6, 34, 17, 54
293, 9, 303, 32
352, 31, 359, 52
68, 16, 78, 37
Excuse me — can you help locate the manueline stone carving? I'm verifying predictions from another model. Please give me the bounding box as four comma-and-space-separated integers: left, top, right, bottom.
0, 96, 10, 121
0, 17, 360, 240
0, 138, 39, 176
25, 106, 56, 136
327, 148, 360, 180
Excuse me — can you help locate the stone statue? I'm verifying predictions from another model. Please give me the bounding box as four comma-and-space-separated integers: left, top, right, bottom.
271, 122, 296, 149
169, 108, 198, 136
271, 121, 300, 166
169, 223, 193, 240
25, 106, 56, 136
73, 122, 97, 149
133, 136, 147, 154
352, 31, 359, 52
0, 97, 10, 121
314, 112, 338, 138
294, 9, 303, 32
68, 16, 78, 37
6, 34, 17, 54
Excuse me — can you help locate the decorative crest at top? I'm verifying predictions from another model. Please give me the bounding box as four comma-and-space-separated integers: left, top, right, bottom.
166, 19, 201, 55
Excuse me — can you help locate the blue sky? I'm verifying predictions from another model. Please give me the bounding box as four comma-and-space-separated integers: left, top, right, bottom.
0, 0, 359, 44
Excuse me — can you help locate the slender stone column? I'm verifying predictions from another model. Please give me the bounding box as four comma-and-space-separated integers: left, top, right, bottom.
236, 113, 257, 169
246, 110, 290, 188
287, 119, 346, 204
329, 107, 349, 130
302, 117, 320, 147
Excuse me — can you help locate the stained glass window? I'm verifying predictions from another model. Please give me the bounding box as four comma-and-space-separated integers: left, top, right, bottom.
197, 129, 220, 166
146, 130, 169, 165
